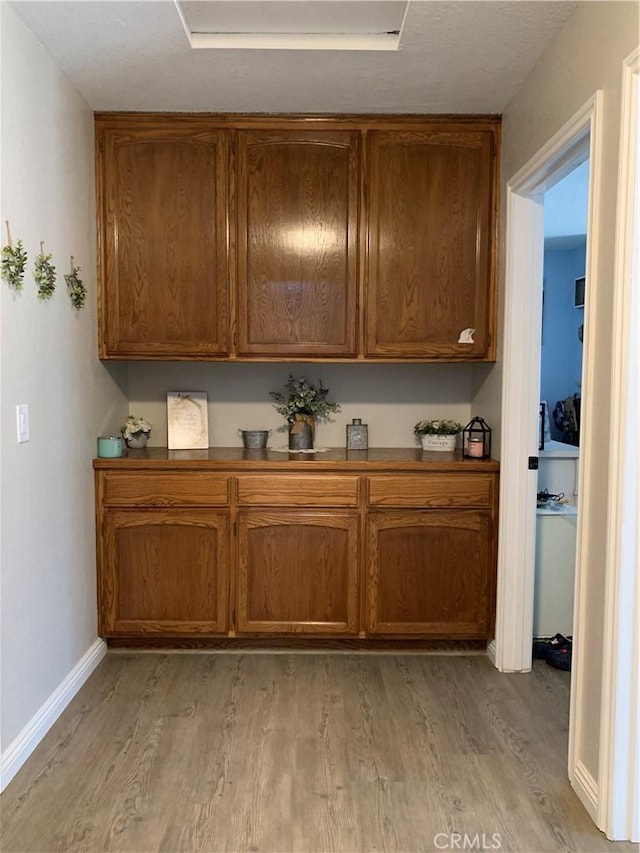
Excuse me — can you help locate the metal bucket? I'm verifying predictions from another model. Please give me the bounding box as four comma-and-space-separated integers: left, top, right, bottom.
238, 429, 271, 449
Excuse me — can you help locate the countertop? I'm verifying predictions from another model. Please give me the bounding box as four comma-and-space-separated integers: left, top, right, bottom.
94, 447, 500, 473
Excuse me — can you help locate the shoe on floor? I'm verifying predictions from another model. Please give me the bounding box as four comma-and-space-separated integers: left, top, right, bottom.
546, 637, 572, 671
533, 633, 570, 660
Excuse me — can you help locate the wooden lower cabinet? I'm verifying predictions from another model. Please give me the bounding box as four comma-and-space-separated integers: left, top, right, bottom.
365, 510, 495, 638
100, 508, 229, 635
236, 511, 359, 634
94, 454, 499, 643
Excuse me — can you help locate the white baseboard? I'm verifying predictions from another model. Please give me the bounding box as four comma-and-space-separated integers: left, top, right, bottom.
0, 638, 107, 792
486, 639, 497, 666
572, 759, 599, 823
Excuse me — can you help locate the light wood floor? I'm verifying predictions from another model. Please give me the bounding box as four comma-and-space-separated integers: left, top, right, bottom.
0, 652, 634, 853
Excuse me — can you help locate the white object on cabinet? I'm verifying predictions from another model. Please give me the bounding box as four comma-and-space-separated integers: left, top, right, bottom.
167, 391, 209, 449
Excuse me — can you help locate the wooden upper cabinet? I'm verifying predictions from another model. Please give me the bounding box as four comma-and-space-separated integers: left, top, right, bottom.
234, 130, 360, 357
97, 121, 229, 357
95, 115, 499, 362
366, 127, 497, 359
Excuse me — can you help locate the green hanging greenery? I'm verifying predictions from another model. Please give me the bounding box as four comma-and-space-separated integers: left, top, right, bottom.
64, 257, 87, 311
1, 221, 28, 291
34, 241, 56, 301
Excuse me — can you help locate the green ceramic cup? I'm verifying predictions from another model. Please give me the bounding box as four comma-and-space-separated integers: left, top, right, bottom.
97, 436, 123, 458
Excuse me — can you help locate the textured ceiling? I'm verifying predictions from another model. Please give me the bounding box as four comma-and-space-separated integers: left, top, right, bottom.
10, 0, 579, 113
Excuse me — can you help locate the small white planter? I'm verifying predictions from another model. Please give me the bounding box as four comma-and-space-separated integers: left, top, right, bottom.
125, 433, 149, 449
420, 434, 457, 452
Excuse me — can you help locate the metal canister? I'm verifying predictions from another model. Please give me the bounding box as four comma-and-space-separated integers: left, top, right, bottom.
346, 418, 368, 450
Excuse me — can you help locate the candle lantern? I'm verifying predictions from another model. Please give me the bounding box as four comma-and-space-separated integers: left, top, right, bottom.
462, 417, 492, 459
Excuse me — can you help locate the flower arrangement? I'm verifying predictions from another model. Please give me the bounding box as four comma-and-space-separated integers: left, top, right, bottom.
121, 415, 152, 442
414, 419, 463, 436
269, 374, 341, 422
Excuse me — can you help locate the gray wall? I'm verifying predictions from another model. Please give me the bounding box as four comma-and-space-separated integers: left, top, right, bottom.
0, 5, 128, 758
128, 362, 477, 449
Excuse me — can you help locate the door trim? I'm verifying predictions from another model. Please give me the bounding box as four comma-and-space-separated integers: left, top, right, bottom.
598, 47, 640, 843
496, 92, 600, 669
496, 93, 603, 821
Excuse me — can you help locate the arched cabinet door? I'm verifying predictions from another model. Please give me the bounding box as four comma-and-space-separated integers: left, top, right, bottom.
100, 509, 229, 636
234, 129, 360, 357
236, 510, 360, 634
97, 120, 229, 358
366, 128, 497, 360
365, 510, 495, 637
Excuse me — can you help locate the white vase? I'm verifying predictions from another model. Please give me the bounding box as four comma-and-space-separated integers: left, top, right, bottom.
420, 434, 457, 452
125, 432, 149, 449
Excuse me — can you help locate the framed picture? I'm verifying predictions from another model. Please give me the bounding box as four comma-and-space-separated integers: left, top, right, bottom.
167, 391, 209, 449
574, 276, 585, 308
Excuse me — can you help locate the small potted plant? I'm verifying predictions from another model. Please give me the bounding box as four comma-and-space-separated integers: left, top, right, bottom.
121, 415, 152, 449
270, 374, 340, 450
414, 418, 463, 452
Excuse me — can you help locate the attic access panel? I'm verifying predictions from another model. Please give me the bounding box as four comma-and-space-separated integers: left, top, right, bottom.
177, 0, 408, 50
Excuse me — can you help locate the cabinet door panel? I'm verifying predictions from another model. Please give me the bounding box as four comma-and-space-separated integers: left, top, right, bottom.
99, 124, 228, 357
101, 509, 228, 635
237, 511, 359, 633
236, 131, 359, 356
366, 511, 495, 637
366, 130, 495, 359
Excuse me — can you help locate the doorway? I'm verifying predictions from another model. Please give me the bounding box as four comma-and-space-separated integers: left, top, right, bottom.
492, 93, 602, 823
492, 42, 639, 840
533, 159, 589, 666
495, 72, 639, 840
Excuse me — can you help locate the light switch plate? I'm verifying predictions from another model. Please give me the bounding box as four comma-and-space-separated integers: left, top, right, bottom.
17, 404, 29, 443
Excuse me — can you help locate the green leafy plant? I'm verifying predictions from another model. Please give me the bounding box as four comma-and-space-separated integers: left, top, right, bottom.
34, 241, 56, 301
270, 374, 341, 422
64, 257, 87, 310
1, 221, 27, 291
414, 419, 463, 436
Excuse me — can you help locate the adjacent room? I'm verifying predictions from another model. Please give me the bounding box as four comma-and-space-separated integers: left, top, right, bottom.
533, 159, 589, 672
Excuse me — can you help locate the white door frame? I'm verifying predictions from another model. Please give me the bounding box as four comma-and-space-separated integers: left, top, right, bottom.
496, 69, 640, 841
598, 47, 639, 843
493, 91, 604, 814
493, 93, 601, 673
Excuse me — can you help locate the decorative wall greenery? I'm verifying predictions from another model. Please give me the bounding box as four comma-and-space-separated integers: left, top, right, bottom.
1, 221, 28, 291
34, 241, 57, 300
64, 256, 86, 311
2, 224, 87, 312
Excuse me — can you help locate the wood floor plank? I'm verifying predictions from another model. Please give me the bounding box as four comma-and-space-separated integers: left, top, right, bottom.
0, 653, 635, 853
291, 657, 359, 853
